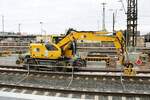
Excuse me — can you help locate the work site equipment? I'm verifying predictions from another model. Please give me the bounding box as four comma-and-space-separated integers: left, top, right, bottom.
16, 28, 136, 75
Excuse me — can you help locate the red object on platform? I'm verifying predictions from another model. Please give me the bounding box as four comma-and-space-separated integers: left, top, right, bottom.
135, 59, 142, 65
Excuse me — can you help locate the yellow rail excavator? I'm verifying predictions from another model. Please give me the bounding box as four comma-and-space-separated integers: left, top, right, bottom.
17, 28, 136, 75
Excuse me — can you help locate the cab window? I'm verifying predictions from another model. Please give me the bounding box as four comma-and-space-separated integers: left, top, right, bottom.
45, 44, 58, 51
36, 48, 40, 52
34, 48, 40, 52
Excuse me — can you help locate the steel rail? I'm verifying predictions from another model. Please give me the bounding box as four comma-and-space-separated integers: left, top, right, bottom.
0, 65, 150, 74
79, 68, 150, 74
0, 65, 23, 69
0, 69, 150, 80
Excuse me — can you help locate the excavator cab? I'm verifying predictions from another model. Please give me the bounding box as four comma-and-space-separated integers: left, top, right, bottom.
30, 43, 61, 59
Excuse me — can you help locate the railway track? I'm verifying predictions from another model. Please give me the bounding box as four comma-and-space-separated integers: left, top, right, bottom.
0, 68, 150, 87
0, 67, 149, 99
1, 64, 150, 74
0, 68, 150, 79
0, 65, 24, 69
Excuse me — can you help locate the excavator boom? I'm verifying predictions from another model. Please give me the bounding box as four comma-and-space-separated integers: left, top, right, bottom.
57, 29, 123, 50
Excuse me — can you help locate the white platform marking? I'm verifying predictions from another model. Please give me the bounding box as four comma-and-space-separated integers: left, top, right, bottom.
21, 89, 27, 94
85, 77, 89, 80
76, 77, 80, 80
44, 75, 48, 78
111, 78, 115, 81
32, 90, 38, 95
130, 78, 134, 81
30, 74, 34, 77
36, 74, 40, 77
103, 77, 106, 81
0, 88, 6, 91
55, 93, 61, 97
10, 89, 16, 92
122, 96, 126, 100
94, 77, 97, 81
94, 95, 99, 100
108, 96, 112, 100
81, 94, 86, 99
59, 76, 63, 79
44, 92, 49, 96
139, 79, 143, 82
68, 94, 73, 98
52, 76, 56, 78
136, 97, 140, 100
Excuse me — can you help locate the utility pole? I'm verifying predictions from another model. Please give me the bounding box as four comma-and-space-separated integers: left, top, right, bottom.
2, 15, 4, 34
101, 3, 107, 31
18, 23, 21, 33
109, 8, 123, 35
40, 22, 43, 35
112, 12, 115, 34
40, 22, 47, 42
97, 20, 100, 31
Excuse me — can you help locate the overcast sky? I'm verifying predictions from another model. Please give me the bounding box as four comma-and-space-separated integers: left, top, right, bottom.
0, 0, 149, 34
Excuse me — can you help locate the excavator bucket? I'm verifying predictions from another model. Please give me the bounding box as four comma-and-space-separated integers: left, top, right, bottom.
123, 67, 136, 76
123, 63, 136, 76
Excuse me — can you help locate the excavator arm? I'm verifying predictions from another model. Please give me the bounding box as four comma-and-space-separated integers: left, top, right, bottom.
57, 29, 122, 50
56, 29, 136, 76
57, 29, 123, 58
57, 29, 108, 46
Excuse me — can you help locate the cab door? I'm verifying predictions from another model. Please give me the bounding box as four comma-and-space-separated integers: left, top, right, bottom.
44, 43, 61, 59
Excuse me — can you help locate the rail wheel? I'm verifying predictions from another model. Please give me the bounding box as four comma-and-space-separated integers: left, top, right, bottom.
53, 67, 68, 72
16, 60, 21, 64
24, 57, 39, 70
53, 61, 67, 72
73, 58, 86, 67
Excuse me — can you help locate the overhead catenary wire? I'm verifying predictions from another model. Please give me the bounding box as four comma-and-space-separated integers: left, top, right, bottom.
119, 0, 127, 14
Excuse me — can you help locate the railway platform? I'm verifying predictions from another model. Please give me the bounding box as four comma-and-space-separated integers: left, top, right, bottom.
0, 91, 79, 100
